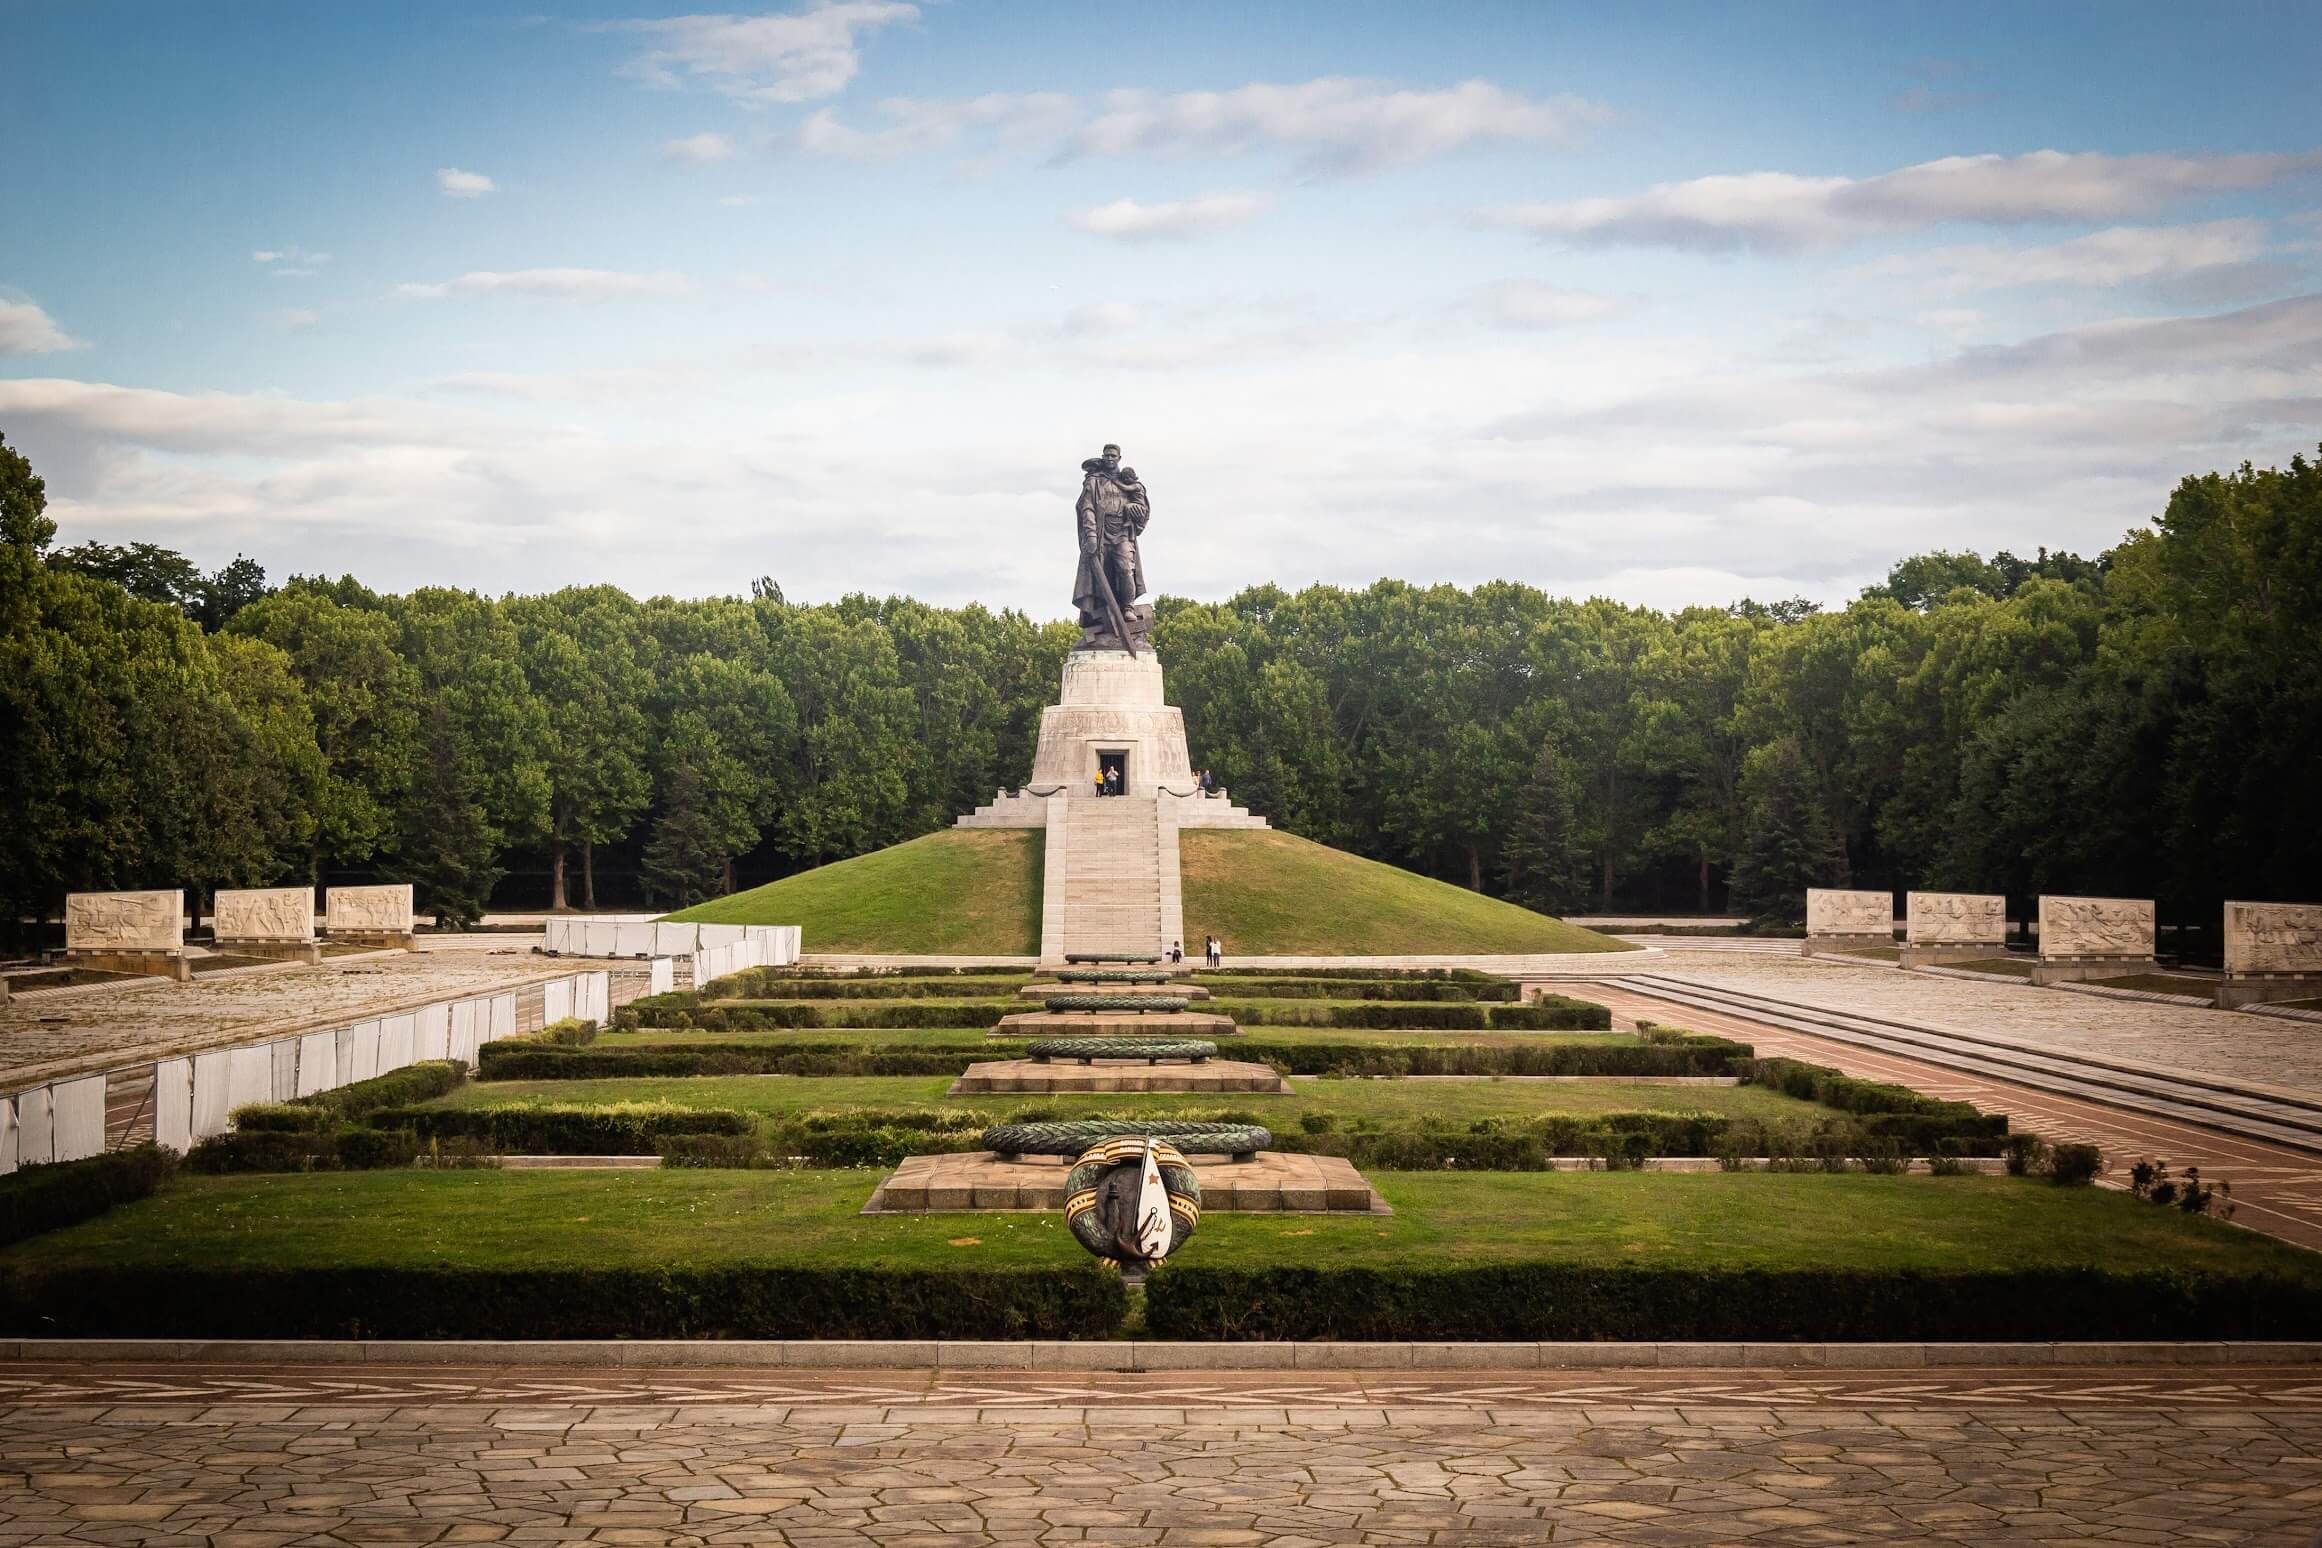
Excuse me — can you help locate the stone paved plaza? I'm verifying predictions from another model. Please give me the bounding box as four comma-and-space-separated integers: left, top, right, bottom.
1647, 948, 2322, 1094
2, 1363, 2318, 1545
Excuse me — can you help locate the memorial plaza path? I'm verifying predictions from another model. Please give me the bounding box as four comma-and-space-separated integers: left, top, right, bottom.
2, 1359, 2318, 1545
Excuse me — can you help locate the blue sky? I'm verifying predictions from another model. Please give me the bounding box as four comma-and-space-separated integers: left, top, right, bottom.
3, 0, 2318, 613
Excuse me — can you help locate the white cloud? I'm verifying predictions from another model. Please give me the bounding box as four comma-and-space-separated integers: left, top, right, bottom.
1459, 279, 1621, 330
437, 167, 498, 198
0, 298, 82, 355
1069, 193, 1269, 241
279, 308, 320, 330
252, 246, 330, 269
783, 78, 1608, 173
1857, 218, 2276, 292
1491, 149, 2322, 252
663, 131, 736, 164
394, 268, 694, 301
610, 2, 918, 105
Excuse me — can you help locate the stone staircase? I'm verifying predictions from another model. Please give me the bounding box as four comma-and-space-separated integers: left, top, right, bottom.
1048, 796, 1176, 961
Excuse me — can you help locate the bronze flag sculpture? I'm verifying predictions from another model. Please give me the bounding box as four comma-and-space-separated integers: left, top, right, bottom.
1073, 443, 1152, 653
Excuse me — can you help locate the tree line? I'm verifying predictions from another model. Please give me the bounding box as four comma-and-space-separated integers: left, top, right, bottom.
4, 430, 2316, 937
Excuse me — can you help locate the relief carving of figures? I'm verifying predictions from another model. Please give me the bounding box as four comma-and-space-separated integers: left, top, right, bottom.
65, 890, 183, 950
2041, 897, 2153, 956
2226, 901, 2322, 975
1807, 889, 1892, 935
1907, 892, 2005, 943
328, 884, 414, 932
218, 887, 315, 941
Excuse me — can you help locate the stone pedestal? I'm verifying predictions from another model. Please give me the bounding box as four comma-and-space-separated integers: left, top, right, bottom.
1900, 944, 2006, 969
1015, 981, 1210, 1001
328, 930, 417, 950
1026, 651, 1197, 799
2031, 958, 2158, 986
215, 940, 324, 964
65, 949, 192, 981
866, 1150, 1387, 1213
2216, 976, 2322, 1009
949, 1057, 1288, 1095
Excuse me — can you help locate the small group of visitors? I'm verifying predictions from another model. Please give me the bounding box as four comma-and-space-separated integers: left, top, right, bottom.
1092, 765, 1124, 797
1196, 767, 1216, 796
1167, 937, 1222, 966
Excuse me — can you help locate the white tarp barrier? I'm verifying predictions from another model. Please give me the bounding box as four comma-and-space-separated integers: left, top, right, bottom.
380, 1012, 416, 1072
272, 1039, 298, 1099
580, 920, 616, 956
0, 1096, 16, 1174
612, 922, 655, 957
51, 1075, 107, 1162
415, 1003, 450, 1062
697, 924, 744, 949
296, 1032, 337, 1096
346, 1020, 383, 1084
449, 999, 480, 1065
488, 992, 516, 1043
648, 957, 674, 995
653, 922, 694, 956
154, 1059, 192, 1151
190, 1051, 234, 1141
225, 1044, 275, 1115
544, 977, 573, 1025
17, 1087, 53, 1167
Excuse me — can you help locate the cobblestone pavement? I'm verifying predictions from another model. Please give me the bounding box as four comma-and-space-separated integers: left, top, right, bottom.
1579, 980, 2322, 1254
2, 1363, 2318, 1545
1649, 948, 2322, 1094
0, 949, 564, 1086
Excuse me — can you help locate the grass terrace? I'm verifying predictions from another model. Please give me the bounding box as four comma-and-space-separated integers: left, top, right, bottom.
666, 830, 1043, 953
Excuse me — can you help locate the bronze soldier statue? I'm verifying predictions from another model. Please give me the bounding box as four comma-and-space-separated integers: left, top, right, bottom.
1073, 443, 1151, 653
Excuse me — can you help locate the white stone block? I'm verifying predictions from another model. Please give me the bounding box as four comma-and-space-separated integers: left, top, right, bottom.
65, 889, 183, 951
152, 1059, 192, 1152
50, 1076, 106, 1162
295, 1033, 337, 1097
325, 883, 413, 934
214, 886, 315, 942
380, 1012, 416, 1072
2224, 900, 2322, 976
16, 1087, 52, 1167
1907, 891, 2007, 946
2039, 895, 2154, 959
1806, 888, 1893, 937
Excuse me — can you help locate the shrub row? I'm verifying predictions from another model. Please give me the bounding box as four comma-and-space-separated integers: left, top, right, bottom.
1192, 967, 1500, 981
1203, 978, 1518, 1003
293, 1059, 468, 1121
715, 971, 1028, 1000
187, 1128, 422, 1173
0, 1264, 1126, 1340
372, 1102, 751, 1153
1142, 1264, 2322, 1341
0, 1146, 177, 1247
1744, 1054, 1993, 1124
625, 997, 1009, 1031
1242, 1036, 1743, 1078
1218, 999, 1609, 1031
480, 1044, 982, 1080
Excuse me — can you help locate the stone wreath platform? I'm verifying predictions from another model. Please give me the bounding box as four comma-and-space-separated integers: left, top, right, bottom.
995, 1009, 1239, 1038
866, 1149, 1387, 1213
1016, 981, 1212, 1001
949, 1057, 1289, 1095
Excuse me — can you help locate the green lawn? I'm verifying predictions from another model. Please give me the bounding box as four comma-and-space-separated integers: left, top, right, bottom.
2092, 973, 2218, 997
13, 1170, 2313, 1285
666, 830, 1042, 953
1182, 829, 1635, 955
1952, 956, 2036, 978
432, 1073, 1824, 1124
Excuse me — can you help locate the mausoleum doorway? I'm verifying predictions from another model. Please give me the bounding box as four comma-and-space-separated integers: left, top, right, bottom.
1098, 750, 1127, 795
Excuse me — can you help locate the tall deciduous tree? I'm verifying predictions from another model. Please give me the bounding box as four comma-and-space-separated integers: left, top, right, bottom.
1728, 737, 1847, 923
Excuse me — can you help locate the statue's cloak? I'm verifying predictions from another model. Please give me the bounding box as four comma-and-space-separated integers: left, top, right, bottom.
1072, 463, 1149, 629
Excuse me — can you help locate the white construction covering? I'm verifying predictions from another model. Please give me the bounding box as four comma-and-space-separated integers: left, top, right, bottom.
544, 977, 573, 1025
0, 1097, 16, 1175
648, 957, 674, 995
50, 1075, 107, 1162
545, 916, 799, 968
380, 1012, 416, 1073
15, 1088, 50, 1167
153, 1059, 192, 1152
189, 1051, 234, 1141
415, 1003, 450, 1061
488, 992, 516, 1042
225, 1044, 275, 1114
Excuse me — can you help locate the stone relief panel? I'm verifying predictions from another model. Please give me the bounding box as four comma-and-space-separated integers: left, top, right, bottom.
214, 886, 316, 942
1906, 892, 2006, 945
2224, 901, 2322, 976
2038, 895, 2154, 958
65, 890, 184, 951
1806, 888, 1894, 937
326, 883, 414, 933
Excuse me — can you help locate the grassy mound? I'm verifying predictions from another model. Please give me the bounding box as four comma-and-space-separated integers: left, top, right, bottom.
1181, 829, 1634, 955
666, 830, 1041, 954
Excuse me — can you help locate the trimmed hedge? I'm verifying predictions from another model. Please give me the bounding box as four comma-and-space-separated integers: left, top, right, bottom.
1207, 979, 1518, 1003
717, 972, 1028, 1000
1242, 1036, 1744, 1078
625, 997, 1009, 1031
1143, 1264, 2322, 1341
1216, 998, 1609, 1031
1741, 1055, 2008, 1141
0, 1146, 177, 1247
187, 1128, 422, 1174
479, 1044, 985, 1080
1193, 966, 1500, 981
373, 1102, 751, 1153
0, 1264, 1126, 1340
294, 1060, 468, 1121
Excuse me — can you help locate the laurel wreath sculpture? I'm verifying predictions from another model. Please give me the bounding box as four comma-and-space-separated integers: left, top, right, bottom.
1065, 1136, 1200, 1265
1027, 1037, 1217, 1065
981, 1118, 1272, 1158
1054, 969, 1173, 985
1064, 953, 1163, 965
1042, 993, 1191, 1013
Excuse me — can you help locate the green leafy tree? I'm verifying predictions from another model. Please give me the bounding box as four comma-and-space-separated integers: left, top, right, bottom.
510, 589, 654, 909
1728, 737, 1847, 923
395, 701, 503, 929
643, 714, 759, 906
1501, 738, 1589, 915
